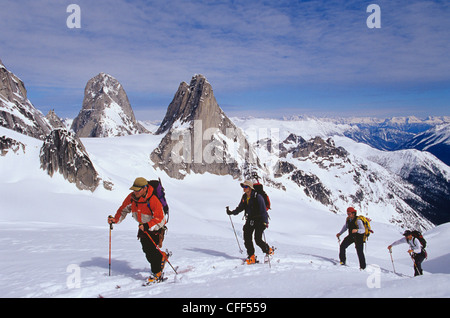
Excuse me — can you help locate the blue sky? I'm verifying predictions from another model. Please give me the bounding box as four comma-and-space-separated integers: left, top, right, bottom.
0, 0, 449, 120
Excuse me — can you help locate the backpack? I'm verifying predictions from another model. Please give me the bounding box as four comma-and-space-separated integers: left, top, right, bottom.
411, 230, 427, 249
253, 182, 271, 211
356, 215, 373, 242
147, 178, 170, 223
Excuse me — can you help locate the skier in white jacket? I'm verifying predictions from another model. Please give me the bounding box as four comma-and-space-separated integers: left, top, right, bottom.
388, 230, 427, 276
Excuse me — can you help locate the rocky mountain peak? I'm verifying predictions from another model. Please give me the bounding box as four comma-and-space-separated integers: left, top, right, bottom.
45, 110, 66, 129
71, 73, 148, 137
40, 128, 100, 191
0, 59, 51, 139
156, 74, 219, 135
151, 74, 264, 180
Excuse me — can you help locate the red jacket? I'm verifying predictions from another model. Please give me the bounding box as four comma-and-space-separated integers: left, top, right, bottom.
113, 186, 165, 231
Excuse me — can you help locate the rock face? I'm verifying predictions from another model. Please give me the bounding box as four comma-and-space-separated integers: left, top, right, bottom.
45, 110, 66, 129
151, 74, 264, 180
0, 136, 26, 156
71, 73, 148, 137
40, 128, 99, 191
0, 59, 51, 139
268, 133, 434, 231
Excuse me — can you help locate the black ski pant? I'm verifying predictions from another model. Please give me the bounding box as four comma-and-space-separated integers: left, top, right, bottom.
412, 252, 426, 276
138, 229, 164, 274
339, 233, 366, 269
243, 219, 270, 257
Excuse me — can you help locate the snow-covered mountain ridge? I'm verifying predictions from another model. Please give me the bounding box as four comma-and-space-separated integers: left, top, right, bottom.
231, 117, 449, 226
279, 115, 450, 164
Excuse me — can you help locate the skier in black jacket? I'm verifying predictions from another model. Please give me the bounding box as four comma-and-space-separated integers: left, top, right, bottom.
336, 207, 366, 270
227, 180, 273, 264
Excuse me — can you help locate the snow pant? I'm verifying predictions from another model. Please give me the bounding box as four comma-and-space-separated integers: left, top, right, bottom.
243, 219, 270, 257
138, 228, 165, 274
339, 234, 366, 269
411, 251, 426, 276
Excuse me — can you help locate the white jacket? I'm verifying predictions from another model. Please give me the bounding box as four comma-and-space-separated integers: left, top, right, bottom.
390, 237, 423, 254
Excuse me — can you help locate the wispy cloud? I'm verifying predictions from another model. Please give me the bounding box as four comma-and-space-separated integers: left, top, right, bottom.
0, 0, 449, 118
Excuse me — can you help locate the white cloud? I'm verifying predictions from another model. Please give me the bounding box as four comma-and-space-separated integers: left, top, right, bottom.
0, 0, 449, 118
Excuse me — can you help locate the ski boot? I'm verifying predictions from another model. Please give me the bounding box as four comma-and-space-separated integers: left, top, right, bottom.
146, 271, 164, 284
264, 247, 275, 263
246, 254, 258, 265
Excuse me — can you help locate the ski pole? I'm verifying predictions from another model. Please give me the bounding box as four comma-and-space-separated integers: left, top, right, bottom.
389, 249, 396, 274
143, 230, 178, 274
108, 219, 113, 276
229, 214, 243, 254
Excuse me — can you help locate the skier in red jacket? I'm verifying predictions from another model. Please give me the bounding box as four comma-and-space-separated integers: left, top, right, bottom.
108, 177, 167, 283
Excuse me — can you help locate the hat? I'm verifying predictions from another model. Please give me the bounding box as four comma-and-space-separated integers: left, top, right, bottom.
347, 207, 357, 214
130, 177, 148, 191
403, 230, 412, 236
240, 180, 254, 190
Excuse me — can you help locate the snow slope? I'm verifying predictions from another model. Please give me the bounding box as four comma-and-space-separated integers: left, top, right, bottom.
1, 126, 449, 299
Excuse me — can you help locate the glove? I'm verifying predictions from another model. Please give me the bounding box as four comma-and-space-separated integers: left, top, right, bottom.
226, 206, 233, 215
139, 223, 150, 232
107, 215, 115, 224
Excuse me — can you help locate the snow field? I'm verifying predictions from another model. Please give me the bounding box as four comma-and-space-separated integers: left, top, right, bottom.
1, 125, 449, 298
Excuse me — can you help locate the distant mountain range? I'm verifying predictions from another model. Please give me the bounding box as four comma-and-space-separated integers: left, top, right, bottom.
281, 115, 450, 167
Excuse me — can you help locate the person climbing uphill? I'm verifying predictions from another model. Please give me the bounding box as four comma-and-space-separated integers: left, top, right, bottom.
108, 177, 168, 283
227, 180, 274, 264
336, 207, 366, 270
388, 230, 427, 276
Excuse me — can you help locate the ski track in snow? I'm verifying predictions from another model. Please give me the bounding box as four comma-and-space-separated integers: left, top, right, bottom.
2, 221, 448, 298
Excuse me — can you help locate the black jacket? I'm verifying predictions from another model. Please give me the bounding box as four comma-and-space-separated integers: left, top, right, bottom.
231, 190, 269, 224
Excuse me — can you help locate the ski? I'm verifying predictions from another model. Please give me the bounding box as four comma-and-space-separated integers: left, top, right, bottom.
142, 276, 169, 286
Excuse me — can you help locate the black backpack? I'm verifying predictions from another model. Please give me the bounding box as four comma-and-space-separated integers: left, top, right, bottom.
411, 230, 427, 248
251, 172, 271, 211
